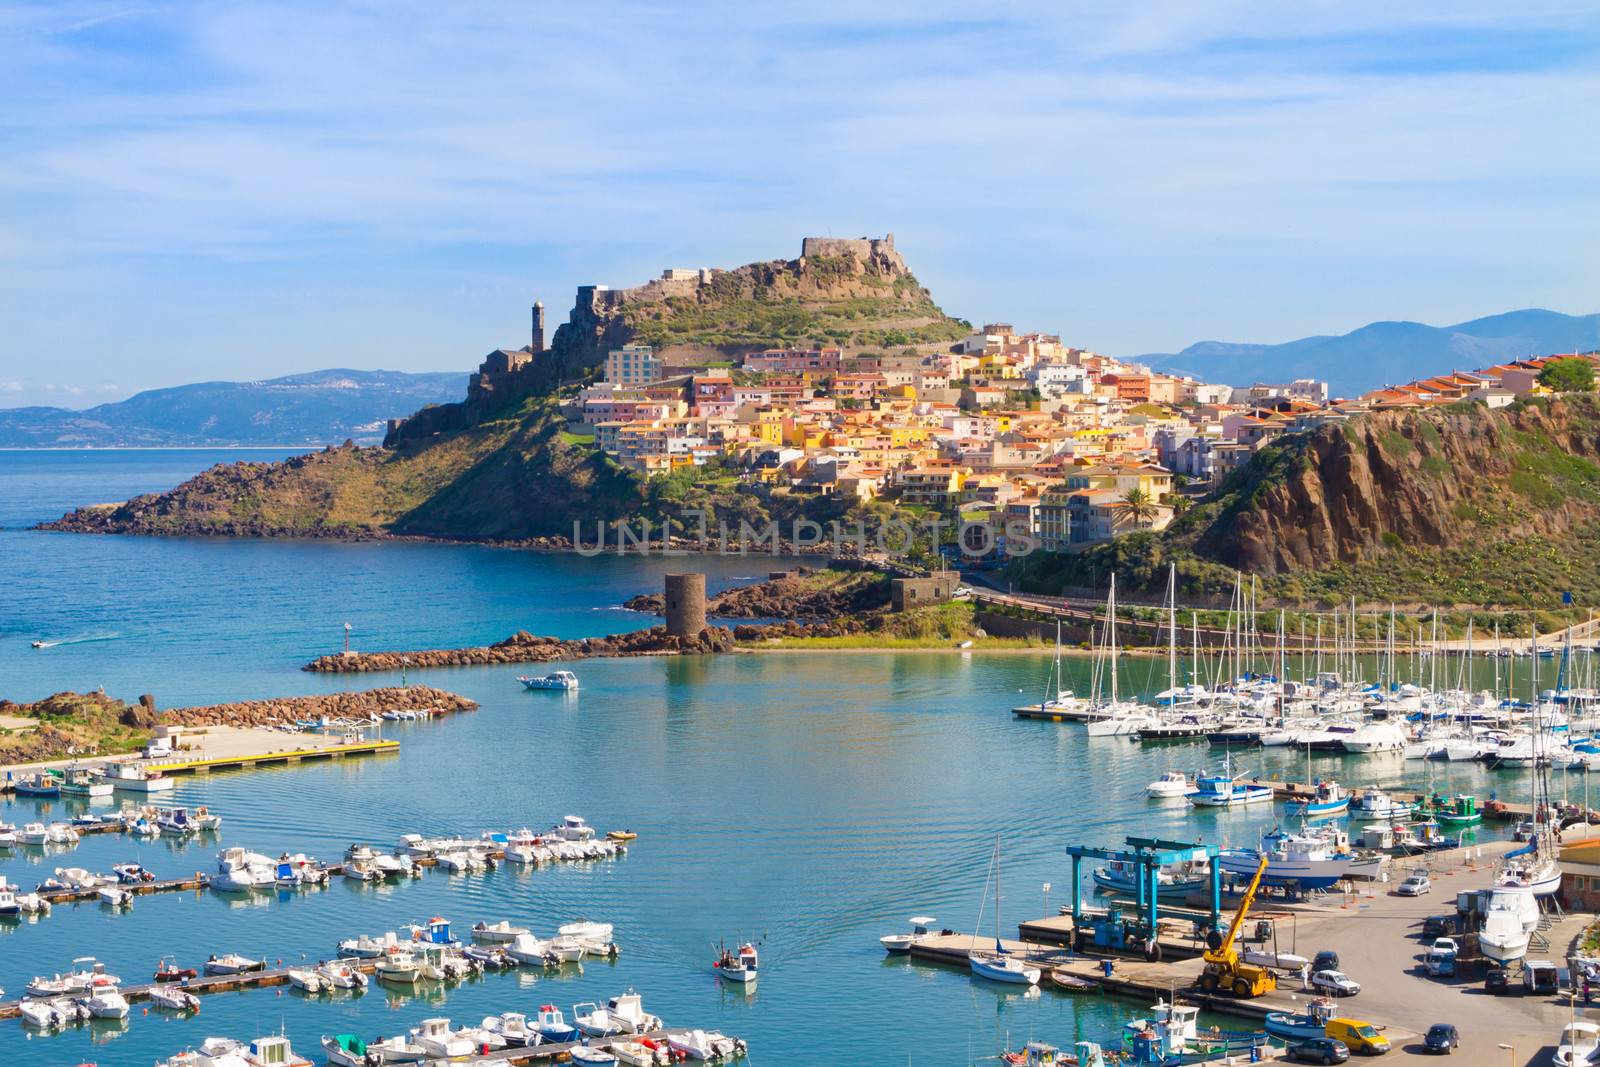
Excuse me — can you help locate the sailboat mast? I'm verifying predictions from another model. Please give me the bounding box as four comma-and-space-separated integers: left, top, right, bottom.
1167, 564, 1177, 706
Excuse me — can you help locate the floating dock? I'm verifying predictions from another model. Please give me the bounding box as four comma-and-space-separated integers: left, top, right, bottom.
37, 874, 208, 905
146, 736, 400, 776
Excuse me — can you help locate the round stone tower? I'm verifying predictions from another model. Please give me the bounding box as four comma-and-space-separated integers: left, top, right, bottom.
664, 572, 707, 637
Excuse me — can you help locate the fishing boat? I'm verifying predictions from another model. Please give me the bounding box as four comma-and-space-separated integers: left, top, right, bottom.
1092, 857, 1209, 898
375, 949, 422, 984
1145, 771, 1193, 799
98, 761, 175, 793
880, 915, 937, 954
472, 919, 530, 943
1289, 779, 1351, 818
519, 670, 579, 691
968, 835, 1041, 985
204, 953, 265, 975
322, 1035, 370, 1067
12, 773, 60, 798
1351, 786, 1412, 819
149, 984, 202, 1012
113, 861, 156, 883
59, 765, 113, 798
1420, 793, 1482, 827
713, 942, 760, 984
1264, 999, 1338, 1042
569, 1047, 620, 1067
1186, 753, 1273, 807
1218, 829, 1366, 890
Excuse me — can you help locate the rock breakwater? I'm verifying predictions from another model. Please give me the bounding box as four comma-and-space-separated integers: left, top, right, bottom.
163, 685, 477, 726
304, 626, 736, 673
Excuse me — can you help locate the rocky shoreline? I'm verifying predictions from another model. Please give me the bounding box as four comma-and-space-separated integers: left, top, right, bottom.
163, 685, 477, 725
304, 626, 736, 673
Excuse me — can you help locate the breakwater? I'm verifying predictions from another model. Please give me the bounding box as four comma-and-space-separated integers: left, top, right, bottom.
305, 626, 735, 673
163, 685, 477, 725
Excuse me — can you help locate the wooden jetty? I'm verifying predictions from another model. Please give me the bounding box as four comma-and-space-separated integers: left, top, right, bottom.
37, 874, 208, 905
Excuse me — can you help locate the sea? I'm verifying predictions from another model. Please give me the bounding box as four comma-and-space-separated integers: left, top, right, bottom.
0, 450, 1561, 1066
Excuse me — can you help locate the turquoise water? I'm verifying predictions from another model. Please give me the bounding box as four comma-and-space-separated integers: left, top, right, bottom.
0, 451, 1546, 1067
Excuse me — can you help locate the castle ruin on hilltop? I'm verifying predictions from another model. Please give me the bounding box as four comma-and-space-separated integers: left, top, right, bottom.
386, 236, 902, 446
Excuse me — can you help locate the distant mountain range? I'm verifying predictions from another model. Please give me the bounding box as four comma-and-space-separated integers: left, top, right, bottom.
0, 369, 468, 447
1142, 308, 1600, 397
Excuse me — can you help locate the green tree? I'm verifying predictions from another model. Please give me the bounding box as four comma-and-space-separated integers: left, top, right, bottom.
1120, 487, 1159, 525
1538, 357, 1596, 393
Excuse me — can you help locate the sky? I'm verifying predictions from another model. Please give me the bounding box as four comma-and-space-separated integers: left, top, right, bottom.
1, 2, 1598, 408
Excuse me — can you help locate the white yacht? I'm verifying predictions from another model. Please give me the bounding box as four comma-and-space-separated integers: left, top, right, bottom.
214, 848, 276, 891
519, 670, 579, 691
1340, 720, 1407, 753
1145, 772, 1192, 799
1478, 889, 1538, 963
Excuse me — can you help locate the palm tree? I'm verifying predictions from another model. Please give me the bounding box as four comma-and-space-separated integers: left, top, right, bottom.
1120, 486, 1160, 526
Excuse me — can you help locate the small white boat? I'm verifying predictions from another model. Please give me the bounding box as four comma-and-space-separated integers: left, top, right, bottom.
556, 814, 597, 841
27, 957, 118, 998
569, 1047, 620, 1067
1555, 1021, 1600, 1066
506, 932, 556, 965
314, 961, 368, 989
410, 1017, 475, 1060
203, 953, 265, 975
76, 986, 130, 1019
1145, 771, 1193, 799
98, 761, 176, 793
372, 854, 417, 879
149, 984, 202, 1012
482, 1012, 540, 1047
519, 670, 579, 691
366, 1034, 430, 1064
241, 1035, 313, 1067
611, 1041, 663, 1067
98, 885, 135, 907
19, 998, 73, 1029
574, 990, 661, 1036
559, 919, 615, 940
337, 931, 397, 958
472, 919, 530, 943
45, 822, 80, 844
322, 1034, 371, 1067
341, 859, 382, 882
17, 822, 50, 845
287, 968, 325, 993
880, 915, 937, 954
547, 935, 589, 962
376, 950, 421, 984
667, 1030, 742, 1061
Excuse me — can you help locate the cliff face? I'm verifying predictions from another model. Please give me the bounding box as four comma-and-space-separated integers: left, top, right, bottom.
1197, 398, 1600, 574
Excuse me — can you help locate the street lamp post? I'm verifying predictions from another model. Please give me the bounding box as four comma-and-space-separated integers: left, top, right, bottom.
1498, 1042, 1515, 1066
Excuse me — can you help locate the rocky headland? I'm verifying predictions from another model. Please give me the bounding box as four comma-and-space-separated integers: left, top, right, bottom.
623, 566, 891, 619
304, 626, 736, 673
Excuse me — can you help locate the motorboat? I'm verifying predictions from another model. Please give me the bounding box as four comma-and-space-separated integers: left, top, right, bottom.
338, 931, 398, 958
19, 998, 77, 1029
52, 866, 106, 890
375, 949, 422, 984
667, 1030, 743, 1060
880, 915, 937, 953
559, 919, 615, 941
149, 984, 202, 1012
463, 944, 516, 970
214, 848, 276, 892
365, 1034, 429, 1064
1218, 830, 1366, 890
611, 1041, 665, 1067
532, 1004, 580, 1043
204, 953, 265, 975
520, 670, 579, 690
410, 1017, 475, 1060
98, 885, 136, 907
240, 1035, 314, 1067
408, 915, 461, 946
482, 1012, 540, 1047
1341, 720, 1407, 753
341, 859, 382, 882
76, 985, 130, 1018
507, 932, 557, 965
17, 822, 51, 845
502, 827, 549, 865
548, 934, 589, 962
574, 990, 661, 1036
1478, 889, 1538, 963
314, 961, 368, 989
1092, 858, 1209, 898
472, 919, 530, 943
1555, 1021, 1600, 1066
98, 760, 175, 793
714, 942, 760, 984
287, 968, 325, 993
46, 821, 80, 844
322, 1034, 370, 1067
113, 862, 156, 883
556, 814, 597, 841
0, 821, 15, 847
570, 1047, 621, 1067
27, 957, 118, 998
1145, 771, 1193, 799
155, 957, 198, 982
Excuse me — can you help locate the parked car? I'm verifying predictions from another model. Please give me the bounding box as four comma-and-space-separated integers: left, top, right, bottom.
1423, 1023, 1459, 1053
1288, 1037, 1351, 1064
1397, 873, 1432, 896
1313, 950, 1341, 973
1312, 969, 1362, 997
1485, 966, 1511, 994
1425, 938, 1458, 977
1421, 914, 1454, 937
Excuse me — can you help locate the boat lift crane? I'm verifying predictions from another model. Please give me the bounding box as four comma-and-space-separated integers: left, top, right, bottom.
1199, 852, 1278, 998
1063, 836, 1221, 961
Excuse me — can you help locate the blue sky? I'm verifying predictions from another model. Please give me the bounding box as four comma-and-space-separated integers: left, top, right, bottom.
1, 2, 1597, 407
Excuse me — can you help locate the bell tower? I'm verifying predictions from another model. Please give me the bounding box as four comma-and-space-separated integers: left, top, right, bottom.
530, 300, 546, 353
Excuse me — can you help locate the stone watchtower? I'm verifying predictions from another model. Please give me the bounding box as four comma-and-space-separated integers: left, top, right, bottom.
664, 573, 708, 637
530, 300, 546, 353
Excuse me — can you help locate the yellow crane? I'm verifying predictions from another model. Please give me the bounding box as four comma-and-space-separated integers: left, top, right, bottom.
1197, 853, 1278, 998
